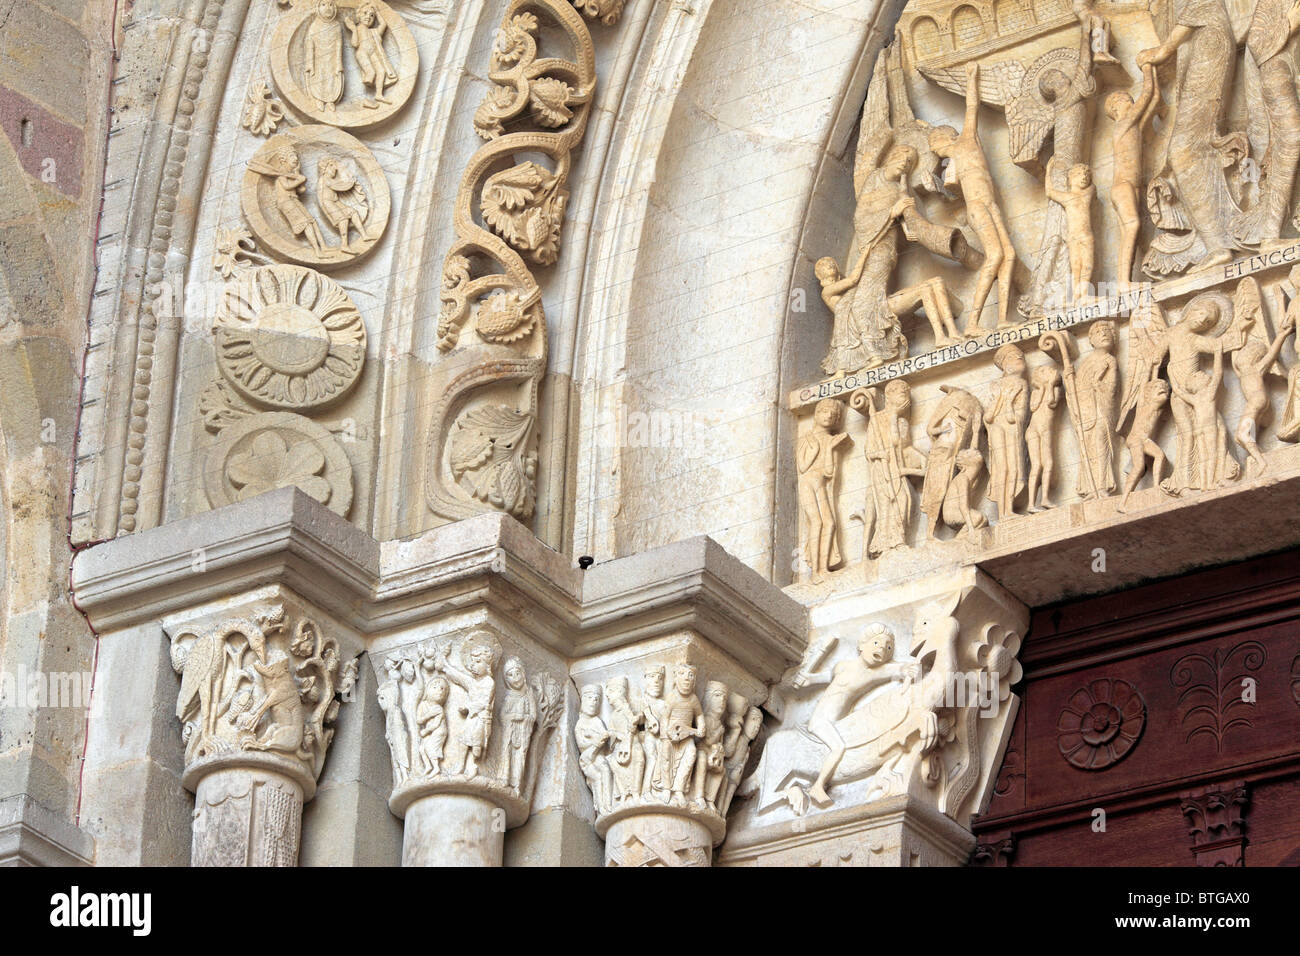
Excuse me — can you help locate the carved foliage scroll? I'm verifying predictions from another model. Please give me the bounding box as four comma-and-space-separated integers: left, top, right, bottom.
426, 0, 624, 525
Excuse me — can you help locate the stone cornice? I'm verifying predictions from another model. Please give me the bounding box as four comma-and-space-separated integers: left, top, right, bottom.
72, 489, 807, 680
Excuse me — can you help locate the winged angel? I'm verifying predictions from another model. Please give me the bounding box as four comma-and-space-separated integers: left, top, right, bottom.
817, 44, 967, 377
920, 0, 1101, 316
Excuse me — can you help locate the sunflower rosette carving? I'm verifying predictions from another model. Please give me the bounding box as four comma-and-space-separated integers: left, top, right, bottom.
214, 264, 366, 412
1056, 678, 1146, 771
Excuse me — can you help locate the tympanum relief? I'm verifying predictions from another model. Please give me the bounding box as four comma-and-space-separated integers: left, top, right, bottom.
791, 0, 1300, 586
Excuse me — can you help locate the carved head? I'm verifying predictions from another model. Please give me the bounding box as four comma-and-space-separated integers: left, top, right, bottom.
858, 623, 896, 666
503, 656, 526, 690
425, 675, 450, 704
643, 664, 665, 698
1183, 297, 1221, 334
400, 658, 416, 682
955, 448, 984, 475
813, 256, 841, 286
1031, 364, 1060, 390
580, 684, 602, 716
357, 1, 377, 25
882, 144, 918, 182
743, 706, 763, 739
814, 398, 844, 431
705, 680, 729, 715
726, 691, 748, 724
1038, 68, 1070, 101
927, 125, 958, 157
604, 674, 629, 705
1088, 319, 1116, 351
1104, 90, 1133, 120
1144, 378, 1170, 405
316, 0, 338, 20
884, 379, 911, 412
1068, 164, 1092, 190
460, 630, 501, 678
673, 663, 698, 697
994, 343, 1026, 374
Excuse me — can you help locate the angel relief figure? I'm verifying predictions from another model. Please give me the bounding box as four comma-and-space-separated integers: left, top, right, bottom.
918, 1, 1103, 317
345, 0, 398, 108
816, 44, 966, 378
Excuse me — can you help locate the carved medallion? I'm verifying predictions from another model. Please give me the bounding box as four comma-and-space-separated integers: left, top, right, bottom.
214, 264, 366, 411
270, 0, 418, 129
241, 126, 390, 269
1056, 678, 1145, 770
204, 411, 354, 516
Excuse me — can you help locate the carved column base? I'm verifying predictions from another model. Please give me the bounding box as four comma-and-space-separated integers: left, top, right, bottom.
191, 767, 305, 867
401, 793, 505, 867
604, 811, 715, 867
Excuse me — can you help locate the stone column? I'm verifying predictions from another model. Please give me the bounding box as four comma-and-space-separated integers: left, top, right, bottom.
569, 633, 773, 867
169, 602, 358, 867
377, 626, 565, 866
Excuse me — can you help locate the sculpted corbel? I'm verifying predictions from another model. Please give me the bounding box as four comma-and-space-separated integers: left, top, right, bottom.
736, 576, 1027, 835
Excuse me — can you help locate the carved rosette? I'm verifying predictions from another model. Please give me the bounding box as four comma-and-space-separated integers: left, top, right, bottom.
377, 628, 564, 831
570, 648, 767, 866
1056, 678, 1146, 771
215, 264, 366, 411
201, 264, 365, 517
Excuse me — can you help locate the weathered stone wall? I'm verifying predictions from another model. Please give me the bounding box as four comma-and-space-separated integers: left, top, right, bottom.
0, 0, 112, 863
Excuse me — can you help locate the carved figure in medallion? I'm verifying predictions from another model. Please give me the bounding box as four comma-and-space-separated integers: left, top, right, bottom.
316, 157, 372, 253
251, 143, 327, 257
303, 0, 345, 113
346, 0, 398, 108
